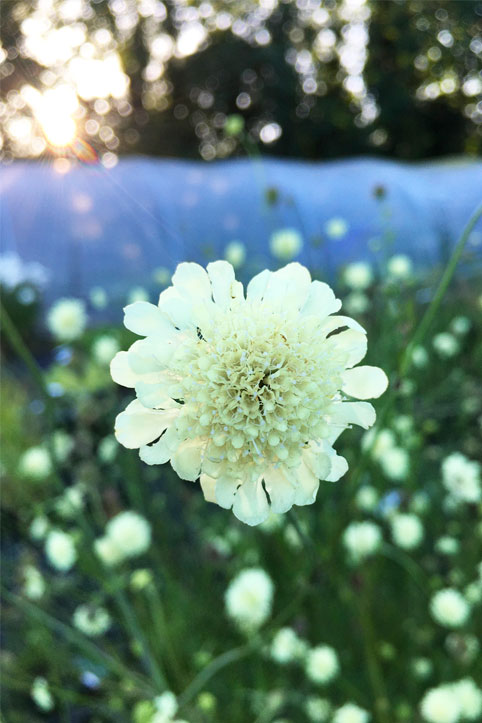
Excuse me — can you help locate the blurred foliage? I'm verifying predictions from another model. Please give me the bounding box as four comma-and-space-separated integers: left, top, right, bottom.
0, 0, 481, 162
1, 242, 482, 721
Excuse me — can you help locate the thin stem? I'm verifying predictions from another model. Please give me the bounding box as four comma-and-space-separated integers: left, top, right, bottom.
2, 303, 167, 692
177, 582, 310, 710
357, 573, 390, 723
400, 201, 482, 377
3, 589, 156, 696
349, 201, 482, 492
0, 302, 53, 409
286, 508, 315, 554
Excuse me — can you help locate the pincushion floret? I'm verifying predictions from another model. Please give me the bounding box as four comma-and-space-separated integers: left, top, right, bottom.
111, 261, 388, 526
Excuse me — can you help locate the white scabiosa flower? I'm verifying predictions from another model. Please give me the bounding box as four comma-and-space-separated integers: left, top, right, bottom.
305, 645, 339, 684
344, 292, 370, 316
18, 446, 52, 480
441, 453, 481, 504
430, 588, 470, 628
343, 262, 373, 290
224, 241, 246, 268
465, 580, 482, 605
435, 536, 459, 556
93, 335, 120, 366
154, 691, 178, 719
270, 229, 303, 259
411, 657, 433, 679
379, 446, 409, 481
270, 627, 306, 664
98, 435, 118, 462
420, 685, 461, 723
361, 428, 396, 461
89, 286, 108, 309
433, 332, 460, 358
387, 254, 413, 280
450, 316, 471, 336
29, 515, 49, 540
452, 678, 482, 720
23, 565, 46, 600
45, 529, 77, 571
94, 535, 125, 566
225, 567, 273, 632
47, 298, 87, 341
324, 218, 348, 239
111, 262, 388, 526
55, 484, 85, 518
355, 486, 379, 512
52, 430, 74, 462
332, 702, 370, 723
128, 286, 149, 303
390, 513, 424, 550
411, 345, 429, 368
343, 521, 382, 563
73, 605, 111, 637
153, 267, 172, 286
31, 677, 54, 712
305, 697, 331, 722
105, 511, 151, 559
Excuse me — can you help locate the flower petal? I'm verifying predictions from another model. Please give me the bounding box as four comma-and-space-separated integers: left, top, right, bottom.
115, 399, 177, 449
325, 448, 349, 482
170, 438, 205, 481
263, 466, 297, 514
172, 262, 212, 302
158, 286, 196, 330
293, 456, 320, 505
124, 301, 174, 337
232, 477, 270, 526
320, 314, 366, 336
139, 425, 180, 465
304, 443, 332, 479
263, 263, 312, 309
200, 473, 217, 503
110, 351, 137, 388
135, 379, 180, 409
215, 475, 240, 509
128, 339, 164, 375
207, 260, 236, 308
246, 269, 271, 302
328, 400, 376, 430
329, 328, 367, 368
342, 366, 389, 399
301, 280, 341, 318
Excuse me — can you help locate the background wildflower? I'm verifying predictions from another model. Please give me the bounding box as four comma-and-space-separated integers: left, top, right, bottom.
225, 567, 274, 632
46, 298, 87, 341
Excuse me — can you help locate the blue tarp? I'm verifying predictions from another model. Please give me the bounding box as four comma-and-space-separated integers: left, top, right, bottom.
1, 156, 481, 303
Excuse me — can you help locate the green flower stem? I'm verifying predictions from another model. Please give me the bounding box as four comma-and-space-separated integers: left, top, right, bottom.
177, 581, 310, 710
144, 582, 186, 689
286, 508, 316, 555
399, 201, 482, 377
357, 570, 390, 723
380, 543, 428, 597
349, 200, 482, 492
113, 586, 167, 691
0, 302, 54, 412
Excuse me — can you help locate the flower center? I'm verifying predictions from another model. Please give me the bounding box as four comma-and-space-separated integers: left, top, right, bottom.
172, 304, 343, 473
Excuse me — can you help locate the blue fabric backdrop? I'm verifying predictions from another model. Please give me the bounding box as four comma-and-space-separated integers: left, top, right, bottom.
1, 156, 481, 303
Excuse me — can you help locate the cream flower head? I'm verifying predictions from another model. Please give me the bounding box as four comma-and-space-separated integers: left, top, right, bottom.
111, 261, 388, 526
